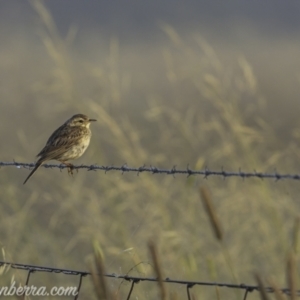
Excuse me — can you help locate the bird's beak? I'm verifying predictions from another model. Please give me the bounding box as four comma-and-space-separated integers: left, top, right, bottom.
89, 118, 97, 122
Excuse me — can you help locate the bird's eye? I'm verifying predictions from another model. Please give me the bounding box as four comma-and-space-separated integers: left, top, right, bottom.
78, 119, 84, 123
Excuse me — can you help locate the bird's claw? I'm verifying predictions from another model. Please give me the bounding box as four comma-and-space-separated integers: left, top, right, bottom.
67, 164, 75, 175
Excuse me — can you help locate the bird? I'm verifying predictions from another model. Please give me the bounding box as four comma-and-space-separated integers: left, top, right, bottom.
23, 114, 96, 184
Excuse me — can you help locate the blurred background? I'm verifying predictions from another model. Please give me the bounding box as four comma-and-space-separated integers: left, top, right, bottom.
1, 0, 300, 299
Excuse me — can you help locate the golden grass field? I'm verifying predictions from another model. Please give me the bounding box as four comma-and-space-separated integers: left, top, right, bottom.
1, 1, 300, 299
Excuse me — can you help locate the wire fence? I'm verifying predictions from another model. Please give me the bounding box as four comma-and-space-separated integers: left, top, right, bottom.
2, 161, 300, 181
1, 162, 299, 298
0, 261, 297, 300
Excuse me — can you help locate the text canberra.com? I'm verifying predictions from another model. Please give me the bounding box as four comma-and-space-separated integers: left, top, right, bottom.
0, 281, 78, 297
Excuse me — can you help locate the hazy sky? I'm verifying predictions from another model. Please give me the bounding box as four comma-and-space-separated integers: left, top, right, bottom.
1, 1, 300, 39
1, 0, 300, 124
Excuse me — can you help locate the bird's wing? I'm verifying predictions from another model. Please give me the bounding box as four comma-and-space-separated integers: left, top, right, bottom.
37, 126, 86, 160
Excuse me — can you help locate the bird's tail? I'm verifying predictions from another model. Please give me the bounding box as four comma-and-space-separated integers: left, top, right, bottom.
23, 160, 44, 185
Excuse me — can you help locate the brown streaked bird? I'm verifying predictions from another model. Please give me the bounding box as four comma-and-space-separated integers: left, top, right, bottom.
23, 114, 96, 184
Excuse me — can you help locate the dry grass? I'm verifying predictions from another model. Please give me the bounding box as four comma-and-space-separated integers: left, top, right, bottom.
0, 1, 300, 299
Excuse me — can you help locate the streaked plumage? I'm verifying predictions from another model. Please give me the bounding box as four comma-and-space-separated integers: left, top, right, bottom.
23, 114, 96, 184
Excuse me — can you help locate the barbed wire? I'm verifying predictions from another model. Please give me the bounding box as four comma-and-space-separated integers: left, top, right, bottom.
1, 161, 300, 181
0, 261, 297, 300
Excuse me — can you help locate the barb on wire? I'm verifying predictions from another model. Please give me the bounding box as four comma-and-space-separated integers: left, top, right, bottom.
0, 261, 298, 298
2, 161, 300, 181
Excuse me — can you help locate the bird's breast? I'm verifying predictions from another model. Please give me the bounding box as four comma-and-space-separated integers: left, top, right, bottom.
59, 133, 92, 161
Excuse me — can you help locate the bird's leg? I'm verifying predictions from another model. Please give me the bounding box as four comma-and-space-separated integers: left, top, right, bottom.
60, 162, 74, 175
66, 163, 74, 175
67, 163, 78, 174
